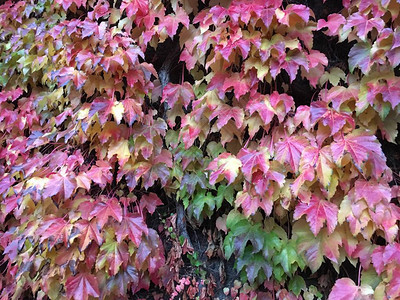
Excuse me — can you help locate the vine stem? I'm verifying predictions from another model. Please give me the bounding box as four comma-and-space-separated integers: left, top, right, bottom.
357, 263, 362, 286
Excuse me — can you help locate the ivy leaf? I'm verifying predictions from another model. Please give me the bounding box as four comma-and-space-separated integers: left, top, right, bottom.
246, 93, 275, 125
139, 193, 163, 215
272, 242, 299, 275
189, 191, 215, 220
331, 129, 386, 177
65, 272, 100, 300
293, 220, 342, 272
276, 4, 310, 26
75, 219, 104, 251
96, 237, 129, 276
289, 275, 306, 297
105, 265, 139, 297
89, 97, 124, 126
237, 251, 272, 283
310, 101, 355, 135
38, 217, 73, 249
108, 139, 131, 167
54, 67, 87, 89
343, 13, 385, 42
135, 229, 165, 276
237, 148, 270, 181
348, 43, 372, 74
328, 278, 358, 300
159, 7, 189, 37
86, 160, 113, 189
354, 180, 391, 206
275, 133, 309, 173
294, 195, 338, 236
209, 104, 244, 130
120, 0, 149, 18
206, 153, 242, 185
116, 213, 148, 246
162, 82, 194, 110
317, 13, 346, 36
388, 269, 400, 298
42, 171, 76, 199
122, 98, 143, 126
88, 197, 123, 228
181, 171, 208, 194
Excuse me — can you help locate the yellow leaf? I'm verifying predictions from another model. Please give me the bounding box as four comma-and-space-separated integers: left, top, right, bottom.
319, 67, 345, 86
111, 101, 124, 124
108, 139, 130, 166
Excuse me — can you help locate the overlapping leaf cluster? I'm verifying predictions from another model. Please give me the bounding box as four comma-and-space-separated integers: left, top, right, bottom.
0, 0, 400, 299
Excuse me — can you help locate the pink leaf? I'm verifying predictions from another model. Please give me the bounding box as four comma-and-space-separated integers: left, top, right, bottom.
317, 14, 346, 36
294, 195, 338, 236
275, 134, 309, 173
237, 148, 269, 181
328, 278, 358, 300
209, 104, 244, 129
343, 13, 385, 41
331, 129, 386, 177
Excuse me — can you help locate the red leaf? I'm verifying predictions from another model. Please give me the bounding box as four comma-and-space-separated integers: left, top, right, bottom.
208, 73, 250, 100
75, 219, 104, 251
135, 229, 165, 277
0, 87, 23, 104
96, 239, 130, 276
89, 196, 123, 228
38, 217, 73, 248
246, 93, 275, 125
139, 193, 163, 215
328, 278, 358, 300
133, 116, 167, 143
54, 67, 87, 89
123, 98, 143, 126
116, 213, 148, 246
269, 91, 295, 122
388, 269, 400, 299
88, 97, 116, 126
65, 272, 100, 300
294, 195, 338, 236
276, 4, 310, 26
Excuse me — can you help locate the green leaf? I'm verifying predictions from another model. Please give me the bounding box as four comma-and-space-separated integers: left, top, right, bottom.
237, 250, 272, 283
361, 268, 381, 290
289, 275, 306, 296
215, 184, 234, 207
189, 191, 215, 220
273, 245, 296, 274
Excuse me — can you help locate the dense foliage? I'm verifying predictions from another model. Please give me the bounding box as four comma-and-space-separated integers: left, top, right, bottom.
1, 0, 400, 299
